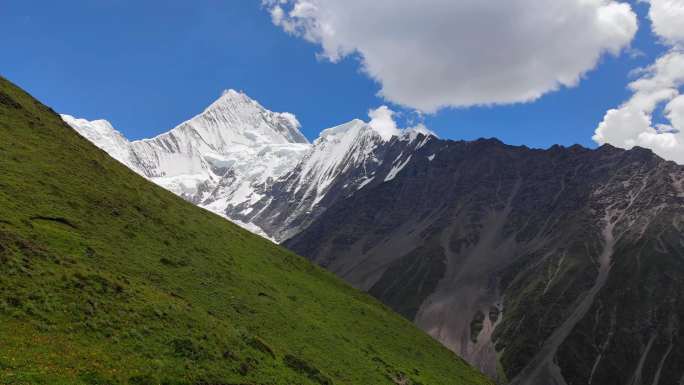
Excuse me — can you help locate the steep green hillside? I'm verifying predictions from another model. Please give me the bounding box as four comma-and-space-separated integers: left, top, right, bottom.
0, 77, 492, 385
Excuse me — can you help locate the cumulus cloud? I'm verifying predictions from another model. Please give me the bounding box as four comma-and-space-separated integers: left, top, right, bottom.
264, 0, 637, 112
648, 0, 684, 45
593, 0, 684, 164
366, 105, 438, 141
368, 106, 400, 140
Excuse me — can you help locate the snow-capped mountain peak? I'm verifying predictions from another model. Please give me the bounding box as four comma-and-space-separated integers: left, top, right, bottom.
61, 114, 138, 171
125, 90, 310, 185
299, 119, 390, 195
157, 89, 309, 151
315, 119, 366, 142
63, 94, 438, 243
63, 90, 311, 237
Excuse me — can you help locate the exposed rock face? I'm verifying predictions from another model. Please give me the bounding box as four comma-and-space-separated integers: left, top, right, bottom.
285, 139, 684, 385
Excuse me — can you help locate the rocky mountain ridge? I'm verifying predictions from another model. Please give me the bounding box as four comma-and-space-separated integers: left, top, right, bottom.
285, 138, 684, 385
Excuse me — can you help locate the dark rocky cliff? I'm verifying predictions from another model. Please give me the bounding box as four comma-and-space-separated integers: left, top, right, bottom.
285, 138, 684, 385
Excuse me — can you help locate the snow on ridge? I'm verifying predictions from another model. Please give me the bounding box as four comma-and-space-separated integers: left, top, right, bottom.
299, 119, 380, 192
315, 119, 366, 143
358, 176, 375, 190
148, 89, 309, 148
385, 155, 412, 182
61, 114, 140, 173
402, 124, 438, 142
315, 118, 437, 148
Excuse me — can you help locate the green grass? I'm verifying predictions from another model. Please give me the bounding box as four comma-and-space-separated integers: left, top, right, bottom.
0, 77, 492, 385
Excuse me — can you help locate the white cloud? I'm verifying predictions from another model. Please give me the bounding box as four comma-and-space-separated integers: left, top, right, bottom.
667, 94, 684, 129
368, 106, 400, 140
264, 0, 637, 112
593, 0, 684, 164
648, 0, 684, 46
366, 105, 438, 141
269, 5, 285, 26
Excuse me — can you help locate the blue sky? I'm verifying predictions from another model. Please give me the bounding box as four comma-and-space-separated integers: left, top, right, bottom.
0, 1, 667, 148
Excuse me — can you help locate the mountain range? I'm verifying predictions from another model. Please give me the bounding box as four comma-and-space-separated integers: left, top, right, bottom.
0, 76, 492, 384
63, 92, 432, 242
65, 89, 684, 385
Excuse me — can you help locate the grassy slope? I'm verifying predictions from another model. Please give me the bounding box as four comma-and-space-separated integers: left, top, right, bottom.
0, 77, 492, 385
